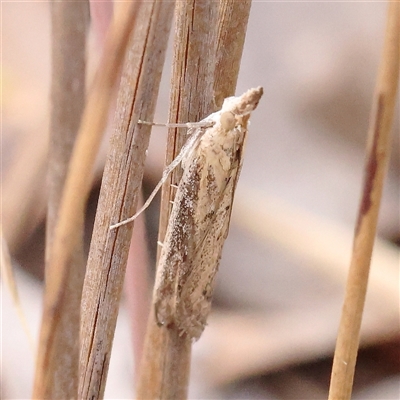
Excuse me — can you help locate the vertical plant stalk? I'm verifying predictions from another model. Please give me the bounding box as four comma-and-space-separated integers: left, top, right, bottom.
136, 1, 255, 398
136, 2, 219, 399
328, 3, 399, 400
214, 0, 252, 107
32, 3, 142, 398
78, 2, 174, 399
34, 1, 88, 398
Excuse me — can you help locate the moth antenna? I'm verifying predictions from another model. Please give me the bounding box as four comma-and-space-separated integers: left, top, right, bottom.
138, 119, 213, 130
110, 128, 204, 230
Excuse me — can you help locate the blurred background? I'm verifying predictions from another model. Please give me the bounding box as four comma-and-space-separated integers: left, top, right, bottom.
2, 2, 399, 399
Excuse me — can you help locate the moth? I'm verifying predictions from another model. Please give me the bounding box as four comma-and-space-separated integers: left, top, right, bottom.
111, 87, 263, 340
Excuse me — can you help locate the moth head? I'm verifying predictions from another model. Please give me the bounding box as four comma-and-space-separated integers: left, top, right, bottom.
222, 87, 264, 117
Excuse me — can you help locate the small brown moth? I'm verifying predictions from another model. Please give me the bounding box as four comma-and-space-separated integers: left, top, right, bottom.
111, 87, 263, 340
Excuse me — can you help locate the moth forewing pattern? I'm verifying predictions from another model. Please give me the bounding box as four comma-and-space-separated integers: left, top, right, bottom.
154, 87, 263, 340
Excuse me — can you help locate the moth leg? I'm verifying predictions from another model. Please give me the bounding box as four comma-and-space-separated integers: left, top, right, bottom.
157, 241, 164, 248
110, 127, 205, 230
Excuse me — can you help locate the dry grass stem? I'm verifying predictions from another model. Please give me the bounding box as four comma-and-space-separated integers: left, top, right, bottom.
328, 3, 399, 399
136, 2, 219, 398
78, 2, 174, 398
137, 1, 254, 398
33, 3, 142, 398
34, 2, 88, 397
214, 0, 252, 106
46, 1, 87, 253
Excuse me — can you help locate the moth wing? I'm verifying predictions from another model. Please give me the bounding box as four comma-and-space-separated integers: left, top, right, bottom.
153, 149, 202, 330
219, 128, 247, 236
155, 126, 247, 340
175, 131, 246, 339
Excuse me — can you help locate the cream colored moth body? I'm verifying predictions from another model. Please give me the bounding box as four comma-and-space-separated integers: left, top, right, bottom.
154, 87, 263, 340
